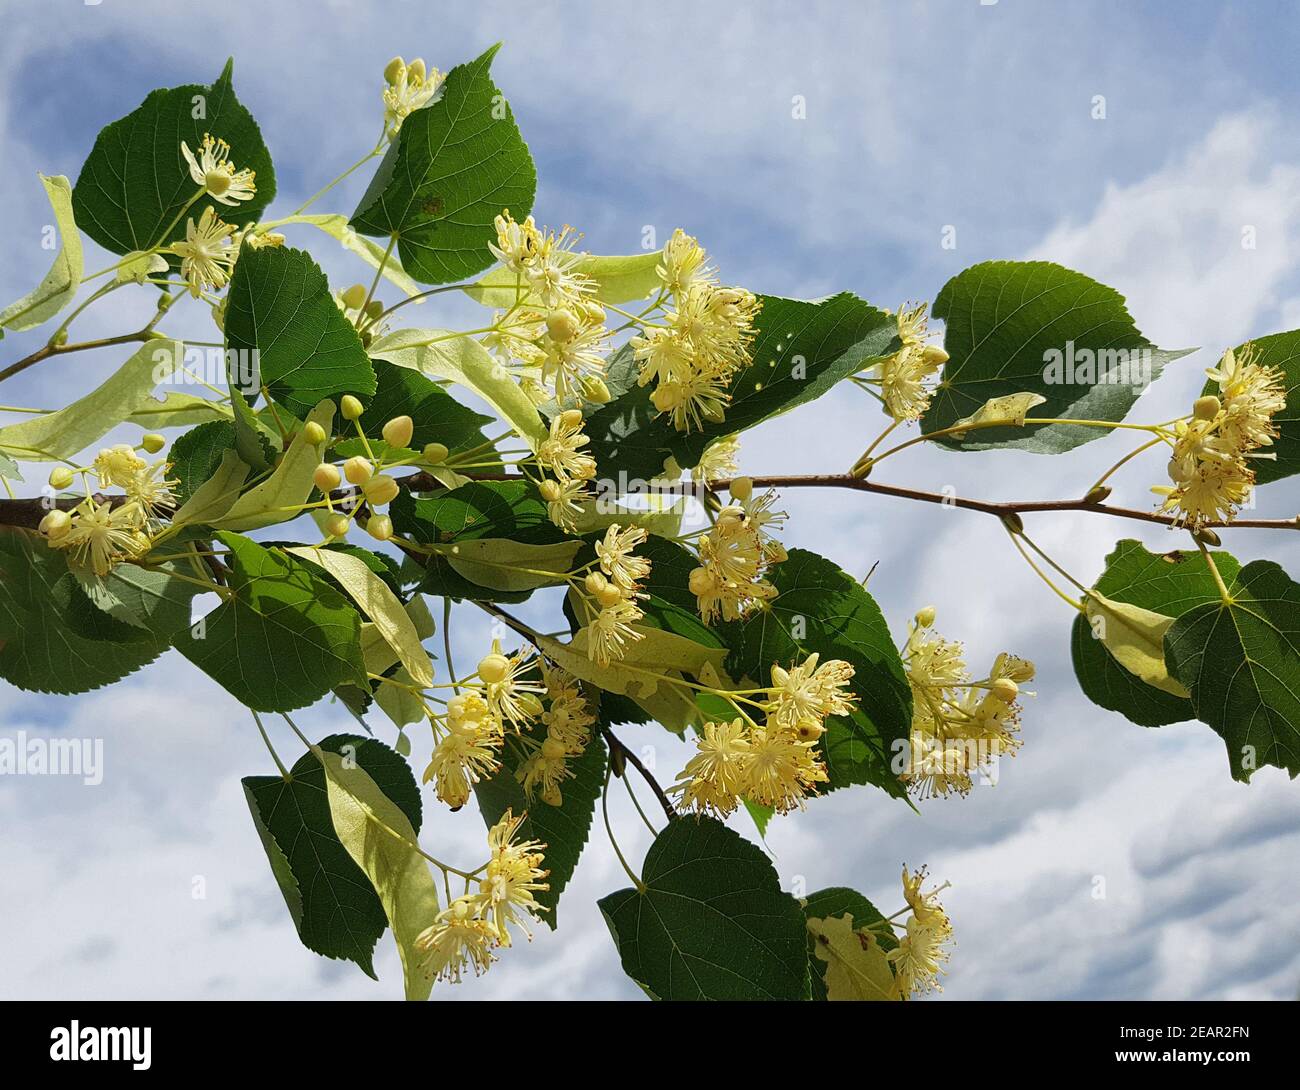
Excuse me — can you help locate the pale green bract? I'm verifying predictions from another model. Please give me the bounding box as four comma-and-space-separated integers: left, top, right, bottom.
0, 175, 83, 335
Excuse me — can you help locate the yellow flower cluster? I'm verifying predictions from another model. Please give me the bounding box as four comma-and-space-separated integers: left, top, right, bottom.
516, 662, 597, 806
631, 229, 760, 433
900, 607, 1034, 799
689, 478, 786, 623
887, 866, 953, 998
536, 409, 597, 531
422, 640, 544, 810
581, 523, 651, 666
381, 56, 445, 137
672, 653, 855, 816
413, 809, 549, 984
1152, 344, 1287, 527
40, 441, 175, 576
864, 302, 949, 422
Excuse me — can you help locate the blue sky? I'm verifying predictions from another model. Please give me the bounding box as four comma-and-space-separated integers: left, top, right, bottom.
2, 0, 1299, 1000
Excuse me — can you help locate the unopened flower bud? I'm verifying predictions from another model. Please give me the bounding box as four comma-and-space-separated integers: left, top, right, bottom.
795, 721, 826, 742
729, 476, 753, 502
539, 479, 562, 502
990, 677, 1019, 703
546, 308, 580, 342
560, 408, 584, 429
1193, 395, 1222, 421
915, 605, 936, 628
365, 300, 384, 320
541, 736, 566, 760
688, 567, 716, 595
585, 571, 608, 596
1193, 526, 1222, 547
407, 58, 426, 83
422, 442, 449, 464
141, 433, 166, 454
366, 514, 394, 541
302, 421, 327, 446
920, 345, 950, 366
340, 284, 368, 310
581, 299, 605, 325
344, 456, 373, 484
478, 653, 510, 684
516, 693, 544, 719
1083, 484, 1112, 505
313, 462, 342, 491
340, 394, 365, 420
39, 509, 71, 539
581, 374, 611, 404
325, 513, 351, 538
595, 582, 624, 608
362, 474, 399, 506
381, 415, 413, 449
49, 467, 75, 490
384, 56, 406, 85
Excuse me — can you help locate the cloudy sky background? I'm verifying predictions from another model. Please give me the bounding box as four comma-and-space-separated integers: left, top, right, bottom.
2, 0, 1299, 1000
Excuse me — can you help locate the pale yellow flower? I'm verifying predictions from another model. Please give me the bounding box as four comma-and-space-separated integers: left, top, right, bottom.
171, 207, 237, 297
180, 134, 257, 205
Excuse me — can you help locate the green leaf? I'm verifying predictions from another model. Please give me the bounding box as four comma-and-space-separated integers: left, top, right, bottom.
0, 338, 182, 461
260, 213, 423, 297
598, 815, 810, 1000
174, 532, 366, 712
318, 744, 441, 1000
224, 245, 374, 420
0, 175, 83, 333
72, 59, 275, 255
242, 734, 420, 980
464, 250, 664, 308
369, 328, 546, 450
473, 727, 607, 927
168, 420, 237, 506
343, 358, 493, 462
922, 261, 1191, 452
1165, 559, 1300, 780
285, 545, 434, 687
0, 528, 168, 693
350, 44, 536, 285
801, 886, 896, 999
212, 399, 333, 532
722, 548, 912, 797
1201, 330, 1300, 485
1072, 541, 1242, 728
586, 292, 896, 480
72, 559, 200, 639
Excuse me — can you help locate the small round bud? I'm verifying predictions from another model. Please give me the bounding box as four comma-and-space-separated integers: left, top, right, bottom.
795, 721, 826, 742
422, 442, 449, 464
325, 513, 351, 539
478, 653, 510, 684
546, 308, 580, 342
407, 58, 426, 83
990, 678, 1019, 703
595, 583, 624, 608
340, 394, 365, 421
688, 567, 716, 595
560, 408, 584, 429
541, 736, 567, 760
384, 56, 406, 85
581, 299, 605, 325
366, 514, 394, 541
339, 284, 368, 310
362, 473, 400, 506
365, 300, 384, 320
381, 415, 414, 449
915, 605, 936, 628
729, 476, 753, 502
539, 479, 562, 502
920, 345, 950, 366
302, 421, 327, 446
39, 509, 71, 539
1083, 484, 1112, 505
48, 467, 75, 490
141, 432, 166, 454
516, 693, 544, 719
581, 375, 612, 404
1193, 394, 1222, 421
344, 456, 373, 484
1193, 526, 1222, 547
313, 462, 342, 491
585, 571, 609, 596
